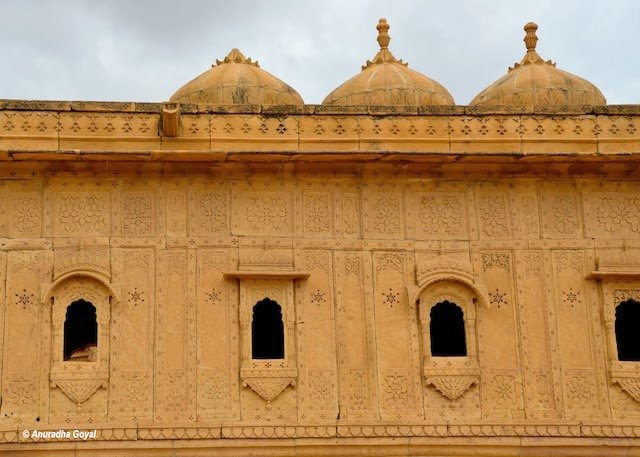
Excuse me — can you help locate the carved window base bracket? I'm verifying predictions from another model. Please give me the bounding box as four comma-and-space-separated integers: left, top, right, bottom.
424, 368, 479, 401
611, 370, 640, 403
241, 368, 297, 408
50, 369, 109, 405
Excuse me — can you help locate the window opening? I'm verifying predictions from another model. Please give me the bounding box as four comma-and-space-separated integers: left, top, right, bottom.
430, 300, 467, 357
252, 298, 284, 359
615, 299, 640, 361
63, 299, 98, 362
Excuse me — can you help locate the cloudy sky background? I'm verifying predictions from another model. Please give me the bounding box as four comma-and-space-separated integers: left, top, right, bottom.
0, 0, 638, 105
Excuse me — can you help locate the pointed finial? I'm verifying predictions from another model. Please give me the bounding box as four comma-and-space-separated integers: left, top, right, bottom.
361, 18, 406, 70
508, 21, 554, 71
377, 18, 390, 49
523, 22, 538, 51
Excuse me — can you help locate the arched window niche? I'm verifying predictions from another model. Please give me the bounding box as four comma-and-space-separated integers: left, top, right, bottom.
586, 252, 640, 403
43, 272, 119, 406
252, 298, 285, 360
593, 278, 640, 404
412, 268, 489, 401
232, 277, 301, 406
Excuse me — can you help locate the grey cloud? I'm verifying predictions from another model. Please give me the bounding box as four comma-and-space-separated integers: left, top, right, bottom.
0, 0, 637, 104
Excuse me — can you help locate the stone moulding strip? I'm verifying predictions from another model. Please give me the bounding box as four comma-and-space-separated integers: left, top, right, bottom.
8, 423, 640, 443
587, 270, 640, 280
223, 270, 310, 279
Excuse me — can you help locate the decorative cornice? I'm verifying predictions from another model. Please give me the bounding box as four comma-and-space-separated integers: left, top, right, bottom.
588, 249, 640, 279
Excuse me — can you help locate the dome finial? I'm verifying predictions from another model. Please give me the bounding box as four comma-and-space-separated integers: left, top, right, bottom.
508, 21, 553, 71
377, 18, 390, 50
362, 18, 406, 69
523, 22, 538, 51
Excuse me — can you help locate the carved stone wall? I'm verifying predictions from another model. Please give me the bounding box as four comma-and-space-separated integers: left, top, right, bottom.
1, 167, 640, 443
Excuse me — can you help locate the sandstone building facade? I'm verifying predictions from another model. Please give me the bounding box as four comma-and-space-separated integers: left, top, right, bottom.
1, 20, 640, 456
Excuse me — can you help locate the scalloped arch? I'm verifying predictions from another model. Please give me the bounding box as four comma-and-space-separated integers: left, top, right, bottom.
41, 270, 120, 305
408, 257, 490, 308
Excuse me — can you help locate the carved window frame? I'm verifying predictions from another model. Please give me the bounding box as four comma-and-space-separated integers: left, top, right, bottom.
417, 281, 481, 400
599, 280, 640, 402
235, 277, 300, 405
42, 273, 120, 405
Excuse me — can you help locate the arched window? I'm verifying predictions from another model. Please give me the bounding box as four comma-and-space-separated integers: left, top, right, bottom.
252, 298, 284, 359
63, 299, 98, 362
615, 299, 640, 361
430, 300, 467, 357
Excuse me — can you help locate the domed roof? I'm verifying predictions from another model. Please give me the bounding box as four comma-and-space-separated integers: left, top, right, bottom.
322, 19, 454, 106
470, 22, 605, 108
170, 48, 303, 105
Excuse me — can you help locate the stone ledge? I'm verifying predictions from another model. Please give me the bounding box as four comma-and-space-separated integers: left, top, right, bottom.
3, 100, 640, 116
5, 422, 640, 443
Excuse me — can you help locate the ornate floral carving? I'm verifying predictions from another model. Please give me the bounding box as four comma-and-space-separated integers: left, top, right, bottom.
57, 194, 108, 235
481, 252, 510, 272
199, 373, 226, 404
382, 373, 410, 407
344, 254, 361, 276
418, 195, 464, 237
595, 196, 640, 235
550, 195, 579, 235
15, 289, 34, 309
375, 252, 403, 273
122, 194, 152, 235
490, 374, 516, 407
206, 289, 221, 305
565, 374, 596, 410
11, 195, 39, 235
342, 194, 360, 236
521, 251, 543, 277
555, 250, 582, 273
5, 377, 36, 409
562, 288, 581, 308
478, 196, 509, 238
308, 372, 334, 407
612, 289, 640, 304
197, 192, 227, 234
127, 287, 145, 307
488, 289, 507, 308
304, 193, 331, 235
310, 289, 326, 305
242, 195, 289, 232
110, 372, 151, 416
346, 369, 368, 411
372, 196, 401, 235
425, 375, 478, 400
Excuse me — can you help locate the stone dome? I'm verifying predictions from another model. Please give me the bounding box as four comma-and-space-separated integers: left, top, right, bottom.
470, 22, 605, 108
170, 48, 303, 105
322, 19, 454, 106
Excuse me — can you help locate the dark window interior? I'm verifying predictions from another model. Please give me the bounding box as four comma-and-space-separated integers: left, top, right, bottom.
430, 300, 467, 357
615, 299, 640, 361
252, 298, 284, 359
64, 299, 98, 362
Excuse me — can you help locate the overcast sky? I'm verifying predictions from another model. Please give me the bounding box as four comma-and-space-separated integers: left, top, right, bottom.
0, 0, 638, 105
